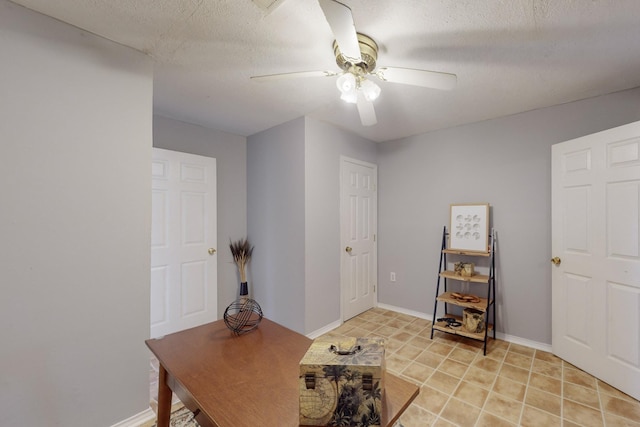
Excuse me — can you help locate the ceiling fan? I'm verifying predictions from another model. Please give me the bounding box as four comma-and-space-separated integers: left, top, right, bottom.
251, 0, 457, 126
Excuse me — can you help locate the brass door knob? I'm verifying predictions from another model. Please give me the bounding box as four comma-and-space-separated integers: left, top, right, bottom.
345, 246, 352, 253
551, 256, 561, 265
208, 248, 216, 255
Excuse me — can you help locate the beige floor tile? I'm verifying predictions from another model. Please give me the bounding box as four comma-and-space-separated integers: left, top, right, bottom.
439, 398, 481, 426
407, 334, 433, 348
356, 321, 381, 332
385, 354, 412, 374
346, 326, 372, 337
524, 387, 561, 416
533, 349, 562, 365
531, 358, 562, 378
373, 325, 399, 337
508, 342, 536, 357
395, 343, 425, 360
428, 341, 455, 357
498, 363, 529, 384
404, 322, 429, 335
413, 385, 450, 415
484, 391, 523, 424
485, 346, 507, 361
426, 370, 461, 394
603, 411, 640, 427
520, 405, 562, 427
399, 402, 437, 427
563, 398, 605, 427
492, 375, 526, 402
395, 313, 417, 322
415, 349, 445, 369
463, 365, 497, 388
385, 337, 404, 353
528, 372, 562, 396
503, 351, 533, 370
564, 381, 600, 409
601, 393, 640, 422
438, 358, 469, 378
564, 365, 598, 389
453, 380, 489, 408
494, 338, 511, 349
448, 347, 477, 365
402, 361, 434, 384
476, 411, 517, 427
344, 317, 367, 327
472, 355, 502, 373
391, 330, 416, 342
455, 338, 485, 352
387, 318, 411, 330
432, 417, 458, 427
598, 379, 640, 404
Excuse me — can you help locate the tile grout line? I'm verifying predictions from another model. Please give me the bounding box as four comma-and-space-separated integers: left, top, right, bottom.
475, 341, 513, 426
517, 347, 535, 427
561, 360, 565, 426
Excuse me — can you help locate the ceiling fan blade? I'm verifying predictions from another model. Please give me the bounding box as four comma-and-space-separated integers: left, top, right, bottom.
375, 67, 457, 90
318, 0, 362, 63
251, 70, 338, 82
356, 92, 377, 126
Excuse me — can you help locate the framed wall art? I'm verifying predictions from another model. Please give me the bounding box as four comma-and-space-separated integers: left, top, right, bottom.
449, 203, 490, 253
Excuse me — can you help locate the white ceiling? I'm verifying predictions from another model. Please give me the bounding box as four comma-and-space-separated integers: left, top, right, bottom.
10, 0, 640, 142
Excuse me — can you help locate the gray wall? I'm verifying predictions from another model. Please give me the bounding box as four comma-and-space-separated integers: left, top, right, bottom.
304, 118, 378, 333
378, 87, 640, 345
247, 117, 378, 334
153, 115, 247, 315
0, 1, 153, 425
247, 118, 307, 332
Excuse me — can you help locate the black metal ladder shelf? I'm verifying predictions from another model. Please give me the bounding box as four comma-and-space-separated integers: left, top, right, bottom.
430, 226, 497, 355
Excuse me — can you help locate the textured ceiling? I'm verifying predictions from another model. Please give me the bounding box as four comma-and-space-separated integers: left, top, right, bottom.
9, 0, 640, 142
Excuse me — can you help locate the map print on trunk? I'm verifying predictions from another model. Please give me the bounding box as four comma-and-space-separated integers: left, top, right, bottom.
299, 337, 385, 427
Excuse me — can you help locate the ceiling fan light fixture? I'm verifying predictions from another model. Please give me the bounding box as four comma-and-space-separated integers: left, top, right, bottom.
336, 72, 356, 92
340, 90, 358, 104
359, 78, 380, 102
336, 73, 358, 104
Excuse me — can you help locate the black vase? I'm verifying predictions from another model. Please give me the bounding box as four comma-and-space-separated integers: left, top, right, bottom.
239, 281, 248, 297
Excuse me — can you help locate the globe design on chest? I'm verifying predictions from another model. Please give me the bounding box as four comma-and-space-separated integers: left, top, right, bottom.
299, 376, 337, 424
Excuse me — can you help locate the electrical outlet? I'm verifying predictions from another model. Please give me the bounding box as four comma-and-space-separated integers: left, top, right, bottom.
390, 272, 396, 282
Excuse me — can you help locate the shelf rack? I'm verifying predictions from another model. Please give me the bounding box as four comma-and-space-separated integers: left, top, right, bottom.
430, 226, 497, 355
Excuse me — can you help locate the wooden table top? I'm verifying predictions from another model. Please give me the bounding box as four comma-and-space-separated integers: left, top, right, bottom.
146, 318, 419, 427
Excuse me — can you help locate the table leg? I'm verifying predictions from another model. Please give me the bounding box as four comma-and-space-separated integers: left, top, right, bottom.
156, 364, 172, 427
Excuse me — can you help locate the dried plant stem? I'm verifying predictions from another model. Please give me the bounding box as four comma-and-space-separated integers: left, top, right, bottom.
229, 238, 253, 285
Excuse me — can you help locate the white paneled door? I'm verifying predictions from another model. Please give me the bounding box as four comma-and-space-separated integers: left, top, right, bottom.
341, 156, 377, 321
150, 148, 217, 338
552, 121, 640, 400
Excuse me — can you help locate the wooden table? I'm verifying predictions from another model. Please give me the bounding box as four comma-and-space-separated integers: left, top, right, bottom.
146, 318, 419, 427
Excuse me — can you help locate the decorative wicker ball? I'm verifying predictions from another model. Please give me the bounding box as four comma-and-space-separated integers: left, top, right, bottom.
223, 298, 263, 335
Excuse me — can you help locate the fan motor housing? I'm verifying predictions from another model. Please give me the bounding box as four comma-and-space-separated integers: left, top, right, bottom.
333, 33, 378, 72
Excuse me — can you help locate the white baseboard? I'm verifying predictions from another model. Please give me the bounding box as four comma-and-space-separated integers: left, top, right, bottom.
377, 302, 552, 353
306, 319, 342, 339
110, 408, 155, 427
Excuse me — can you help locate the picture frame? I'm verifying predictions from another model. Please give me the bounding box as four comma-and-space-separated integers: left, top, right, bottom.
449, 203, 490, 253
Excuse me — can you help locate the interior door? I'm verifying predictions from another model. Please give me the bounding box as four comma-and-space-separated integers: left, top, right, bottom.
552, 121, 640, 400
340, 156, 377, 321
151, 148, 217, 338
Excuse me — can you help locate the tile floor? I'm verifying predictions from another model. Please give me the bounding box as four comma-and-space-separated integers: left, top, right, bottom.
148, 307, 640, 426
323, 308, 640, 427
